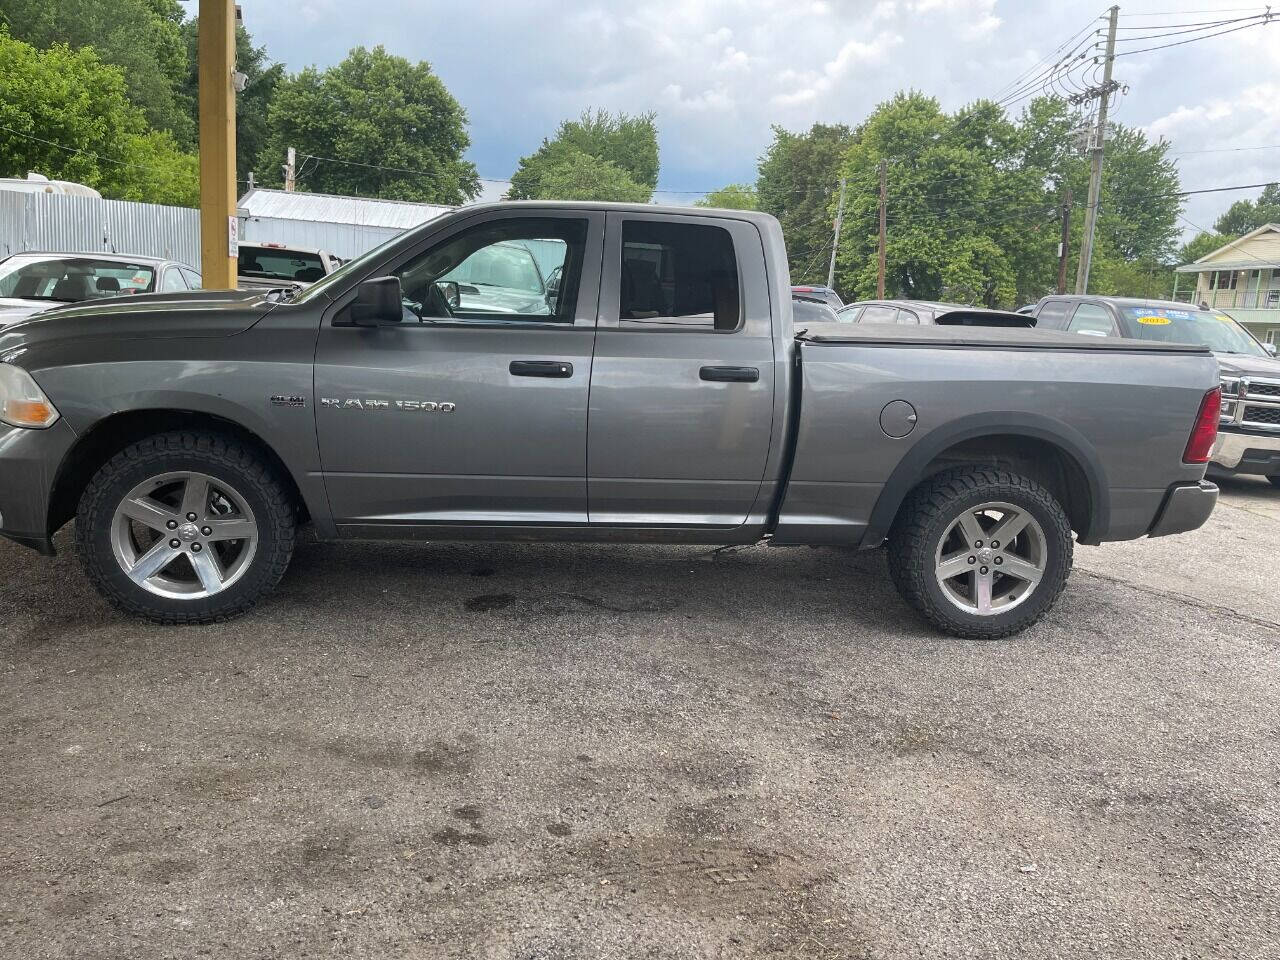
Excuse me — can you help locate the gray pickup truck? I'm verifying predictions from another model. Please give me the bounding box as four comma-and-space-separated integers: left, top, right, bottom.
0, 203, 1221, 639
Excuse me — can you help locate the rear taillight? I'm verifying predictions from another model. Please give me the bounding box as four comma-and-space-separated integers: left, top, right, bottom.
1183, 386, 1221, 464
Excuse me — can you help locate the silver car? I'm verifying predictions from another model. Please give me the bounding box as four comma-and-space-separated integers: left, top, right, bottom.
0, 252, 201, 327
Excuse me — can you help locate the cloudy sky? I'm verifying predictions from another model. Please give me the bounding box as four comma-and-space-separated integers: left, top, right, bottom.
230, 0, 1280, 234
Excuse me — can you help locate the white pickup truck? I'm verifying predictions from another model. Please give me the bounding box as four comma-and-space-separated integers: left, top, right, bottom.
236, 242, 343, 293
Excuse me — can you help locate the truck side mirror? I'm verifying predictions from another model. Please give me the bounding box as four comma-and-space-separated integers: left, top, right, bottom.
350, 276, 403, 326
1266, 343, 1277, 358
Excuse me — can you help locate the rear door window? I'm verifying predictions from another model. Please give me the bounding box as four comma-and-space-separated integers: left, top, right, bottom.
860, 305, 899, 324
1066, 303, 1116, 337
835, 305, 863, 323
619, 220, 741, 331
160, 267, 188, 292
1035, 299, 1071, 330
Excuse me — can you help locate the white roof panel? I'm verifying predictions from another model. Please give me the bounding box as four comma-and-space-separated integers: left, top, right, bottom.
237, 188, 454, 230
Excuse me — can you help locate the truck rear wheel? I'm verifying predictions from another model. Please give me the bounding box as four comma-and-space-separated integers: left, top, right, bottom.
75, 431, 296, 624
887, 467, 1073, 640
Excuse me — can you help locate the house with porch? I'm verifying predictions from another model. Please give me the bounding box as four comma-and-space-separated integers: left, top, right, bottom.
1173, 223, 1280, 345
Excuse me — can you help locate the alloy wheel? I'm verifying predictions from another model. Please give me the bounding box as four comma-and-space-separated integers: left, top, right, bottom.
933, 500, 1047, 616
109, 471, 259, 600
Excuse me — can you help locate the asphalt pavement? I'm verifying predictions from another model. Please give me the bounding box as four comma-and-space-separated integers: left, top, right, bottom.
1, 478, 1277, 959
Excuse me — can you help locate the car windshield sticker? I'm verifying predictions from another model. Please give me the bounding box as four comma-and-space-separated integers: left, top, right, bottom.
1135, 315, 1171, 325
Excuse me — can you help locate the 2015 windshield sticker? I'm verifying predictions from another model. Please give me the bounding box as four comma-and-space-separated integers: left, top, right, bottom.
1135, 316, 1171, 325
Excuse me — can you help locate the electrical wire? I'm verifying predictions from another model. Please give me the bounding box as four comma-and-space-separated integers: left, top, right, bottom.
1113, 15, 1276, 56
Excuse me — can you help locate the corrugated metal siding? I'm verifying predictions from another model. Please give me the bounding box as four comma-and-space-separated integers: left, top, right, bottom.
240, 216, 403, 260
0, 192, 201, 268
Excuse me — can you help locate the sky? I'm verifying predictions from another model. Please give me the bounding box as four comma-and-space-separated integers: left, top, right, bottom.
218, 0, 1280, 236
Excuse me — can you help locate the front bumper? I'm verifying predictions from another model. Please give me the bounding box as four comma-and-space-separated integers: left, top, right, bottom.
1210, 429, 1280, 476
0, 419, 78, 555
1148, 480, 1218, 538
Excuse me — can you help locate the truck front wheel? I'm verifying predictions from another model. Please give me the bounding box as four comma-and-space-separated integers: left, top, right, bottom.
75, 431, 296, 624
887, 467, 1073, 640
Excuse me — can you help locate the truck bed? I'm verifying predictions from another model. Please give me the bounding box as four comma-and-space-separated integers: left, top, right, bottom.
773, 324, 1218, 548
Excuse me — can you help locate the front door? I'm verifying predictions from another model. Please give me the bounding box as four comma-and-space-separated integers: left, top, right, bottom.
1245, 269, 1262, 308
314, 211, 603, 530
587, 212, 777, 527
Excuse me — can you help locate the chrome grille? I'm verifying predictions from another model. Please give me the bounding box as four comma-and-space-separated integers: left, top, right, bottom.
1221, 375, 1280, 433
1244, 405, 1280, 425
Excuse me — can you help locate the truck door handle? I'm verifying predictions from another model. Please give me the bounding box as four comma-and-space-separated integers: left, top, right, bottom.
700, 365, 760, 383
510, 360, 573, 378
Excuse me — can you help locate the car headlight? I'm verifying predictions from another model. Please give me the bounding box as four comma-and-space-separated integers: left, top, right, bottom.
0, 362, 60, 428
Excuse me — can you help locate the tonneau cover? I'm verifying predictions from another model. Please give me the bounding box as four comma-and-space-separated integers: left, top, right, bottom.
798, 321, 1211, 354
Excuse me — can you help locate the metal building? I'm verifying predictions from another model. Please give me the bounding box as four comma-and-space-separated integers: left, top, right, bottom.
0, 191, 202, 268
237, 189, 454, 260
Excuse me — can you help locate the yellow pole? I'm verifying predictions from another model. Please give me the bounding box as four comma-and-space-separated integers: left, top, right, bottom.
198, 0, 237, 289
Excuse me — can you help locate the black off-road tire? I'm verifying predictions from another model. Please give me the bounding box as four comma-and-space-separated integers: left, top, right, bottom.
75, 431, 296, 624
886, 467, 1073, 640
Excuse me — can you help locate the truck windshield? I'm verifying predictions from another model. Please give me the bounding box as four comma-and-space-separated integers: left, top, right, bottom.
1121, 305, 1269, 357
239, 247, 325, 283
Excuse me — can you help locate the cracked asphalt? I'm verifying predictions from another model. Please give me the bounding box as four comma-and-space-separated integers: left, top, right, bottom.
1, 477, 1277, 959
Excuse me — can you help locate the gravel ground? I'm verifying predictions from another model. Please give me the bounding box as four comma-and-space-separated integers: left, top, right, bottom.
1, 477, 1277, 959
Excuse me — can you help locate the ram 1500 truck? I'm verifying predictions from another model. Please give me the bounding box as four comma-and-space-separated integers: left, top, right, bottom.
0, 202, 1221, 639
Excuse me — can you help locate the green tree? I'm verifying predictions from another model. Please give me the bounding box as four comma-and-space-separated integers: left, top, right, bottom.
695, 183, 757, 210
517, 144, 651, 202
179, 19, 283, 187
756, 123, 853, 287
1179, 230, 1239, 264
508, 109, 658, 201
1213, 183, 1280, 236
0, 0, 193, 146
0, 32, 198, 205
828, 93, 1183, 307
257, 46, 479, 204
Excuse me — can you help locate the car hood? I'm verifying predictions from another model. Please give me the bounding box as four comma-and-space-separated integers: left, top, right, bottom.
1215, 352, 1280, 378
0, 289, 276, 354
0, 297, 54, 326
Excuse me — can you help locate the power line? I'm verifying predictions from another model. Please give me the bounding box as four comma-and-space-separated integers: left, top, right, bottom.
1113, 14, 1276, 55
1114, 12, 1269, 40
1171, 144, 1280, 156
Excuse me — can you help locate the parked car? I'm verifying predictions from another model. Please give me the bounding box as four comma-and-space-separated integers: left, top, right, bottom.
0, 252, 200, 327
791, 293, 840, 326
0, 203, 1219, 639
1030, 295, 1280, 488
236, 242, 342, 292
837, 299, 1035, 327
791, 284, 843, 308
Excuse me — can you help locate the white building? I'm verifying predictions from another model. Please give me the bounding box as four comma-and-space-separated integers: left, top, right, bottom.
237, 188, 454, 260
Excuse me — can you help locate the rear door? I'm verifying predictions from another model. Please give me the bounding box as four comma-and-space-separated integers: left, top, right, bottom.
587, 212, 776, 527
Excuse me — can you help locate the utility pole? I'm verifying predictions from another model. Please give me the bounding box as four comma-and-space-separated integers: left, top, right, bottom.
827, 177, 847, 290
283, 146, 296, 192
1074, 5, 1119, 295
197, 0, 238, 290
1057, 185, 1073, 294
877, 160, 887, 298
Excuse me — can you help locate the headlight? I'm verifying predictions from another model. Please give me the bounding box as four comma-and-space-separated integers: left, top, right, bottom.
0, 363, 60, 428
